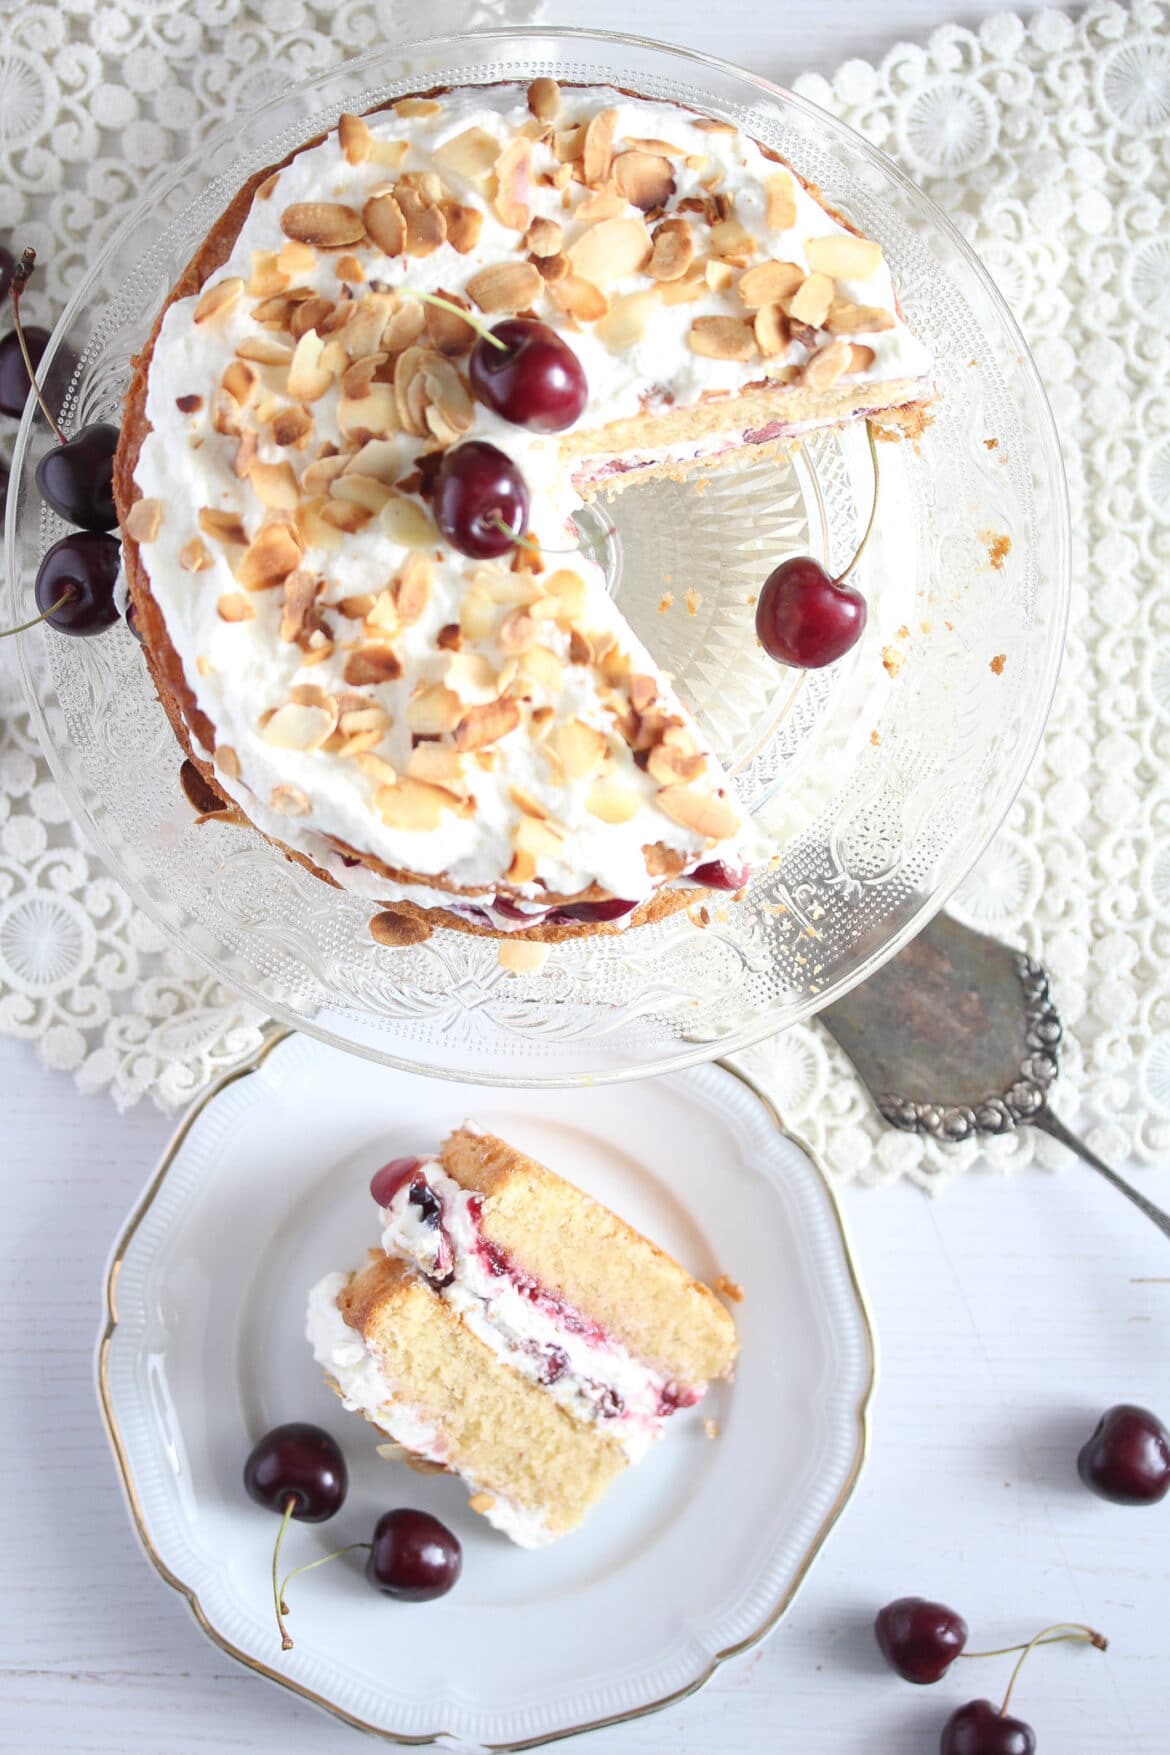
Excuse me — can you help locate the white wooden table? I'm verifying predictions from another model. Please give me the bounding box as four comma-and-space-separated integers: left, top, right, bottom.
4, 2, 1169, 1750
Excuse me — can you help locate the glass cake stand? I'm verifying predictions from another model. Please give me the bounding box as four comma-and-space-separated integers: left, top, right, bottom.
4, 27, 1069, 1085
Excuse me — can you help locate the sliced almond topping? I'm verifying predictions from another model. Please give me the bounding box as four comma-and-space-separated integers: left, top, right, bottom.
613, 150, 675, 212
233, 430, 259, 478
332, 473, 392, 514
582, 107, 617, 188
286, 330, 335, 401
248, 251, 289, 298
517, 645, 565, 693
525, 216, 563, 258
785, 271, 835, 328
444, 651, 499, 704
194, 277, 244, 324
543, 569, 589, 624
439, 200, 483, 255
646, 217, 694, 281
342, 646, 401, 687
423, 291, 476, 355
506, 846, 537, 885
382, 299, 426, 352
688, 316, 757, 361
215, 745, 240, 780
376, 778, 452, 831
627, 674, 657, 713
754, 303, 790, 358
294, 497, 342, 550
805, 232, 884, 279
318, 497, 373, 534
268, 404, 314, 448
493, 136, 532, 231
179, 537, 214, 572
465, 259, 544, 316
382, 494, 437, 549
459, 588, 496, 642
280, 568, 320, 643
553, 717, 607, 780
434, 126, 499, 184
548, 274, 609, 322
454, 697, 521, 751
695, 117, 736, 134
199, 507, 247, 547
802, 338, 853, 389
656, 784, 740, 839
341, 352, 388, 400
216, 592, 254, 622
248, 460, 299, 510
764, 172, 797, 231
364, 587, 399, 637
394, 96, 442, 119
353, 751, 398, 785
338, 112, 372, 165
709, 219, 757, 264
527, 77, 561, 120
704, 259, 735, 293
343, 438, 402, 484
586, 778, 640, 824
824, 298, 897, 335
335, 253, 365, 284
407, 685, 462, 735
595, 288, 661, 351
513, 816, 564, 867
362, 191, 406, 257
395, 551, 433, 625
661, 277, 704, 308
237, 522, 303, 590
367, 135, 409, 169
647, 742, 707, 783
496, 607, 537, 652
125, 497, 163, 542
408, 744, 466, 789
738, 259, 805, 308
574, 183, 627, 224
398, 187, 446, 257
846, 343, 876, 374
237, 335, 295, 370
269, 784, 312, 816
287, 296, 334, 341
263, 696, 338, 750
277, 239, 318, 277
338, 384, 399, 443
280, 202, 365, 249
423, 359, 475, 444
554, 123, 586, 164
567, 215, 651, 286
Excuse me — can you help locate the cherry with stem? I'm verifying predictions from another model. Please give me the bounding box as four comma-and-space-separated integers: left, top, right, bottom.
406, 292, 588, 433
940, 1623, 1107, 1755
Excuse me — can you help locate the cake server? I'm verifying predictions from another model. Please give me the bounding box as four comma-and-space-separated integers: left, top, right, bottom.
819, 912, 1170, 1241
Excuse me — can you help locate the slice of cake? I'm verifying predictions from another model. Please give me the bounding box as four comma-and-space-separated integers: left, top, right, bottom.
306, 1126, 738, 1544
116, 80, 931, 941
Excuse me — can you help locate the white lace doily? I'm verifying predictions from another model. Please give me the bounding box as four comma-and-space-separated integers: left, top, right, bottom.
3, 3, 1168, 1183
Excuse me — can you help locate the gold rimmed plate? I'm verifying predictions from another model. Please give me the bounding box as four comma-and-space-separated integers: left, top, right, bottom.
97, 1033, 874, 1748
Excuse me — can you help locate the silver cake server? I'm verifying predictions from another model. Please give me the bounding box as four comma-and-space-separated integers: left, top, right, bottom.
819, 911, 1170, 1241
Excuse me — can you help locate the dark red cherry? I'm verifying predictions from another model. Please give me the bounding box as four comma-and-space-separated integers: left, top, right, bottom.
469, 318, 588, 433
0, 246, 14, 303
875, 1597, 968, 1684
551, 897, 639, 924
370, 1156, 423, 1207
36, 420, 119, 532
0, 325, 49, 419
940, 1699, 1035, 1755
243, 1422, 347, 1521
1077, 1403, 1170, 1505
692, 860, 750, 892
756, 556, 866, 668
433, 440, 529, 558
32, 532, 121, 636
366, 1508, 462, 1601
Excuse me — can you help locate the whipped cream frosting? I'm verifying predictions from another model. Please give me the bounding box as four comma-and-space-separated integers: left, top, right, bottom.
305, 1271, 554, 1547
131, 82, 929, 909
379, 1158, 694, 1461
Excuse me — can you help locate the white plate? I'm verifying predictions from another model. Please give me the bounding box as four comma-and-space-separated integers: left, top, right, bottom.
99, 1033, 874, 1749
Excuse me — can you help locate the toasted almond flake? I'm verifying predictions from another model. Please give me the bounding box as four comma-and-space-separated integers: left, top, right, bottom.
268, 783, 312, 817
125, 497, 163, 542
237, 335, 295, 371
498, 939, 548, 972
494, 607, 535, 652
552, 123, 585, 166
363, 191, 405, 257
285, 330, 334, 401
847, 343, 876, 373
824, 298, 896, 335
269, 404, 314, 448
752, 302, 790, 359
434, 125, 499, 184
382, 494, 436, 548
567, 214, 651, 287
233, 430, 259, 478
194, 277, 244, 324
335, 254, 365, 284
553, 717, 608, 780
179, 536, 213, 572
294, 497, 342, 550
784, 271, 834, 328
458, 589, 496, 641
591, 287, 660, 351
626, 674, 656, 714
237, 522, 303, 590
428, 201, 477, 257
199, 507, 247, 547
278, 239, 318, 277
527, 76, 561, 120
548, 274, 609, 322
660, 277, 704, 307
247, 460, 298, 510
465, 259, 544, 314
381, 301, 426, 354
341, 352, 387, 400
279, 569, 320, 643
396, 187, 446, 257
392, 552, 431, 626
493, 135, 532, 231
287, 295, 333, 341
695, 117, 736, 134
574, 183, 627, 224
517, 645, 565, 693
343, 646, 401, 686
319, 498, 373, 534
377, 776, 455, 832
647, 742, 706, 783
403, 685, 459, 736
613, 150, 675, 212
688, 315, 757, 362
248, 251, 289, 297
514, 815, 564, 859
656, 784, 739, 838
443, 652, 499, 705
585, 779, 640, 823
453, 697, 520, 751
408, 744, 466, 790
703, 259, 734, 294
506, 846, 536, 883
364, 587, 399, 637
582, 107, 617, 187
395, 96, 442, 118
423, 361, 475, 444
262, 697, 338, 751
525, 216, 563, 257
763, 172, 797, 231
280, 201, 365, 249
216, 592, 254, 622
213, 745, 240, 781
422, 292, 475, 354
802, 338, 853, 390
646, 217, 694, 281
332, 473, 392, 515
706, 220, 754, 266
805, 232, 883, 279
338, 112, 372, 164
738, 259, 805, 308
338, 383, 399, 442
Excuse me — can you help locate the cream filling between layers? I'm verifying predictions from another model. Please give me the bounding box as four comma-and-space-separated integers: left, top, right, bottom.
133, 83, 929, 905
305, 1271, 555, 1547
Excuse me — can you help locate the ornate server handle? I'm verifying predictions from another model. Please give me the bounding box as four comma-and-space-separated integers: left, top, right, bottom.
1035, 1108, 1170, 1245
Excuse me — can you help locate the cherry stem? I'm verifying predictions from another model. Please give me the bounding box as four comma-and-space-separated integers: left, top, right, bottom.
0, 586, 75, 640
834, 420, 879, 585
402, 289, 508, 351
11, 250, 66, 445
278, 1541, 371, 1609
997, 1624, 1108, 1718
272, 1494, 298, 1652
487, 514, 597, 560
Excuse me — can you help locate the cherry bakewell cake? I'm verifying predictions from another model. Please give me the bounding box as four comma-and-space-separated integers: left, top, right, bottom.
306, 1126, 739, 1544
114, 79, 932, 944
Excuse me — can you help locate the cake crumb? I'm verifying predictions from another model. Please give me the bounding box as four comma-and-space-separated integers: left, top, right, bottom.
983, 437, 998, 449
881, 645, 906, 678
469, 1493, 496, 1514
685, 588, 702, 616
714, 1274, 744, 1304
703, 1418, 721, 1440
658, 592, 673, 613
196, 656, 213, 678
870, 729, 881, 746
498, 939, 549, 974
983, 530, 1011, 570
990, 653, 1007, 675
747, 592, 757, 607
896, 624, 910, 641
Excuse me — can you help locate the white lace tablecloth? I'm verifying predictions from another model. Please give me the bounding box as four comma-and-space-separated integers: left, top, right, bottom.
2, 1, 1168, 1185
